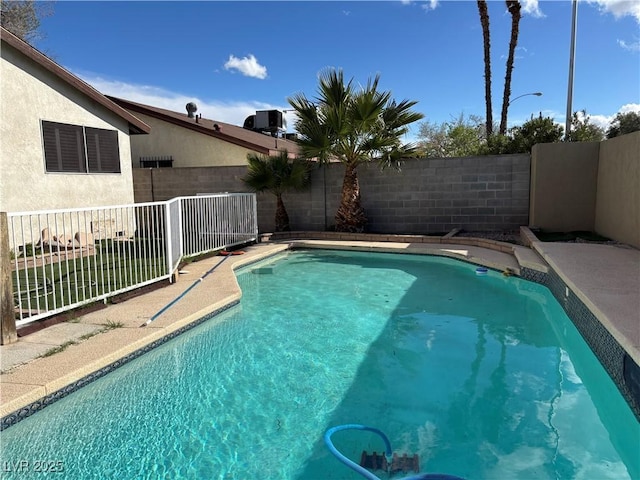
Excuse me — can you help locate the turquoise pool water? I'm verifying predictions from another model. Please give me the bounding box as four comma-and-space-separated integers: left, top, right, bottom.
2, 250, 638, 479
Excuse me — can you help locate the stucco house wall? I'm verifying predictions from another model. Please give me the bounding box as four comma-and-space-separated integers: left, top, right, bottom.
128, 112, 260, 168
0, 29, 148, 214
109, 97, 299, 168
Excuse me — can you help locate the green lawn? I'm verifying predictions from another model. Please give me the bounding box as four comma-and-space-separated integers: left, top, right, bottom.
13, 239, 167, 314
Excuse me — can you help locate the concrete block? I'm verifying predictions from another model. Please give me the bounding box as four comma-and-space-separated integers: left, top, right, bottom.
478, 174, 497, 182
478, 207, 496, 215
478, 191, 496, 199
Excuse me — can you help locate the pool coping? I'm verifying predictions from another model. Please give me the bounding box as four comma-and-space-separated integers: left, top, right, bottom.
2, 237, 638, 428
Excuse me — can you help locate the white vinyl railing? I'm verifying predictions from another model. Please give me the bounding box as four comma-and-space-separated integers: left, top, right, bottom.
7, 193, 257, 326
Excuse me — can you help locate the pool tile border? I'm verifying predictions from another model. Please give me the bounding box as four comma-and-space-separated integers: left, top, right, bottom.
519, 266, 548, 284
518, 262, 639, 420
520, 261, 640, 420
0, 301, 239, 431
545, 268, 640, 419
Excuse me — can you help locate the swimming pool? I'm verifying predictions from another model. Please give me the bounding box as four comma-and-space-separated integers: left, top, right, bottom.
2, 250, 638, 479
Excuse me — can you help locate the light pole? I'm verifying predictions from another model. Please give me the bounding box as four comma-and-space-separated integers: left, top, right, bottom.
565, 0, 578, 139
508, 92, 543, 106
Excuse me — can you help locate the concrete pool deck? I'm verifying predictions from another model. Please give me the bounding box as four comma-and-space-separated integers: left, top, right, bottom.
1, 236, 638, 422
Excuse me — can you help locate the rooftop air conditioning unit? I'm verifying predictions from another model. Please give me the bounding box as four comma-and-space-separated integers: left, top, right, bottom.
254, 110, 283, 130
243, 115, 255, 130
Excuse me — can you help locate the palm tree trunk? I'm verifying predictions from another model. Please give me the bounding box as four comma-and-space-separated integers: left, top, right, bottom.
274, 194, 290, 232
477, 0, 493, 138
500, 0, 522, 135
335, 162, 366, 233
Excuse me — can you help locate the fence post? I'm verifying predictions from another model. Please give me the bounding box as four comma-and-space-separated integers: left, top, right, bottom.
251, 193, 258, 240
1, 212, 18, 344
165, 200, 178, 284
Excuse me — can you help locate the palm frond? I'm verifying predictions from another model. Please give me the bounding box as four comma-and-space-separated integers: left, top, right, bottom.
243, 153, 275, 192
242, 150, 311, 196
317, 68, 352, 107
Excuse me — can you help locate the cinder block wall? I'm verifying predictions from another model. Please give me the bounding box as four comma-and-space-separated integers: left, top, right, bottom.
346, 155, 530, 233
133, 153, 530, 234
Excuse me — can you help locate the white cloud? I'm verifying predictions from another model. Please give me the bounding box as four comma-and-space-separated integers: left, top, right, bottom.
619, 102, 640, 113
585, 0, 640, 23
422, 0, 439, 12
584, 113, 611, 130
572, 108, 608, 129
75, 73, 288, 127
400, 0, 438, 12
576, 103, 640, 130
223, 54, 267, 80
521, 0, 545, 18
617, 38, 640, 51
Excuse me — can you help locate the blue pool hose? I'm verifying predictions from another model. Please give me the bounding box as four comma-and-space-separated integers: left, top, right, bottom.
140, 253, 232, 327
324, 424, 465, 480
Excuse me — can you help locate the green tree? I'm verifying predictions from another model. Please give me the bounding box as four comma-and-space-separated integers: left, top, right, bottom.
509, 113, 564, 152
242, 150, 311, 232
477, 0, 493, 138
416, 120, 448, 157
499, 0, 522, 135
1, 0, 54, 43
606, 111, 640, 138
417, 113, 486, 157
481, 133, 514, 155
288, 68, 423, 232
566, 110, 605, 142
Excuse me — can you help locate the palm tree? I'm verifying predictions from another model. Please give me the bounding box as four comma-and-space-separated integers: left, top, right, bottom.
242, 150, 311, 232
287, 68, 423, 233
477, 0, 493, 138
499, 0, 522, 135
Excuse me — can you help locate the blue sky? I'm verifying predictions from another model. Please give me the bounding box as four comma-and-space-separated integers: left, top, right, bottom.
36, 1, 639, 139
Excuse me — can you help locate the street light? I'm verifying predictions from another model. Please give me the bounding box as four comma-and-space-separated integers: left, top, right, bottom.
565, 0, 578, 139
508, 92, 543, 106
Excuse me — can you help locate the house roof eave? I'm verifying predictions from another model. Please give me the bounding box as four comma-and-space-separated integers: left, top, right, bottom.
108, 96, 273, 154
0, 27, 151, 135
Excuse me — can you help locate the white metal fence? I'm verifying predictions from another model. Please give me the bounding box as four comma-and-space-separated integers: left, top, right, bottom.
6, 193, 257, 326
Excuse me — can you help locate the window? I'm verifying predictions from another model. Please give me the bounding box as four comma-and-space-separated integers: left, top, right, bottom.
42, 121, 121, 173
139, 156, 173, 168
86, 127, 120, 173
42, 122, 86, 173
